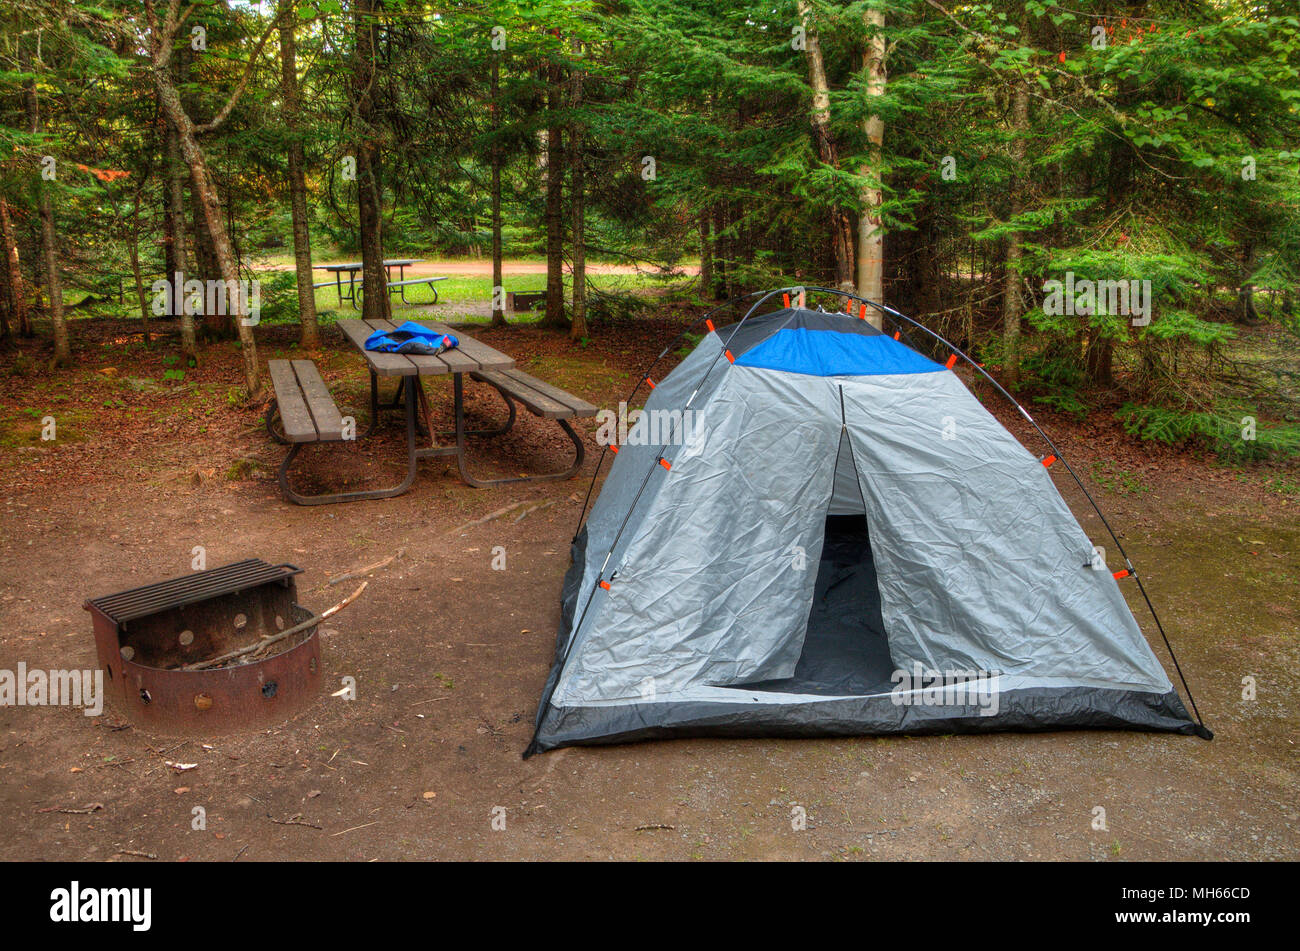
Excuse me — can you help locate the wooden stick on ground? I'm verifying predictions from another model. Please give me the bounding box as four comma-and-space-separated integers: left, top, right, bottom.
184, 581, 367, 671
321, 548, 405, 589
446, 500, 535, 535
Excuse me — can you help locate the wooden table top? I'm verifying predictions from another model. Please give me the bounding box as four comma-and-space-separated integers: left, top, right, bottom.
336, 318, 515, 378
315, 259, 423, 272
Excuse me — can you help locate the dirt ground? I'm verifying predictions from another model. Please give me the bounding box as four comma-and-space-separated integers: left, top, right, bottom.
0, 314, 1296, 861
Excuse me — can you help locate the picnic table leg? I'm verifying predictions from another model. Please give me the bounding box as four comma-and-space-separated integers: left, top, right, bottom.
362, 373, 421, 435
410, 376, 432, 438
398, 264, 412, 304
439, 380, 516, 438
451, 375, 586, 488
452, 373, 476, 485
276, 393, 418, 504
360, 369, 381, 438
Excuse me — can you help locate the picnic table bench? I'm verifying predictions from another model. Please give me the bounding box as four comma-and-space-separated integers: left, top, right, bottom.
358, 276, 447, 306
469, 368, 597, 481
266, 360, 346, 443
266, 359, 418, 505
265, 319, 598, 503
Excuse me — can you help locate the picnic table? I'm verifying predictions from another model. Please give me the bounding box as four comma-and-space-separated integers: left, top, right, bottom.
313, 259, 446, 309
268, 317, 597, 502
327, 318, 593, 493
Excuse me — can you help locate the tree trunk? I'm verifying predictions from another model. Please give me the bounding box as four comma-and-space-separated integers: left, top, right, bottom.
0, 198, 29, 337
165, 119, 197, 361
698, 212, 713, 299
0, 259, 8, 343
0, 219, 9, 343
1085, 336, 1114, 386
1086, 38, 1137, 387
352, 0, 390, 323
127, 185, 151, 343
153, 73, 262, 399
36, 195, 68, 365
797, 1, 854, 289
167, 43, 197, 358
1001, 78, 1029, 387
280, 6, 320, 349
568, 37, 587, 342
1237, 239, 1259, 325
716, 205, 733, 299
856, 8, 887, 325
22, 50, 70, 365
127, 237, 149, 335
542, 58, 567, 329
490, 55, 506, 327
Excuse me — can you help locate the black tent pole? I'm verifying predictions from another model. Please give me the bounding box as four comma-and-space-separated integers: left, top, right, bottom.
572, 288, 780, 538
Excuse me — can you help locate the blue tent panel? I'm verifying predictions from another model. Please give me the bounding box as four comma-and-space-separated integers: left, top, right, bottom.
733, 327, 942, 377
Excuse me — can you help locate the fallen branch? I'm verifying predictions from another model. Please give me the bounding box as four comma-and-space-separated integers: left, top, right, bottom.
322, 549, 404, 589
114, 849, 157, 860
184, 581, 367, 671
446, 500, 535, 535
37, 803, 104, 815
512, 499, 556, 523
331, 820, 378, 837
269, 814, 322, 830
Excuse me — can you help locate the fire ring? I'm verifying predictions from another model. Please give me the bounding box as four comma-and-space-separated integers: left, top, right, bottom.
85, 560, 323, 734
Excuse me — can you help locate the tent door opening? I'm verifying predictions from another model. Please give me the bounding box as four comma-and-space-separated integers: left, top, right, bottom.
736, 512, 896, 697
734, 423, 896, 697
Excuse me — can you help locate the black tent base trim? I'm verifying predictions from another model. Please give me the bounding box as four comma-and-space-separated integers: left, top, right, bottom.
529, 685, 1204, 754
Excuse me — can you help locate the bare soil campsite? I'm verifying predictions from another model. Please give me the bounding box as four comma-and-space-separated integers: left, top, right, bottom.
0, 315, 1296, 862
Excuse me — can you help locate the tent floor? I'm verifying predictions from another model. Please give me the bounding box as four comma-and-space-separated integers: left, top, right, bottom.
737, 513, 899, 697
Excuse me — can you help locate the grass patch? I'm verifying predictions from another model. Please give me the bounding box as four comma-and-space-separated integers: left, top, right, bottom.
0, 404, 95, 448
1090, 460, 1151, 496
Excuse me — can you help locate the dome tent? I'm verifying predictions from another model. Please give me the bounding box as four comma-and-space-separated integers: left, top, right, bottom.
526, 289, 1210, 755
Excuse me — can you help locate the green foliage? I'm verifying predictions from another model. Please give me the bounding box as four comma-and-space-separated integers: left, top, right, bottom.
1, 0, 1297, 473
1116, 403, 1300, 462
1142, 310, 1234, 347
250, 272, 303, 326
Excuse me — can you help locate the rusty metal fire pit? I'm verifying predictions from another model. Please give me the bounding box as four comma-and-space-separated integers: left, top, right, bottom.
84, 559, 323, 734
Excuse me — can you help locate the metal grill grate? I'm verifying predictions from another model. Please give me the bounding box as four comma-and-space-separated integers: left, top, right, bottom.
85, 559, 302, 624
